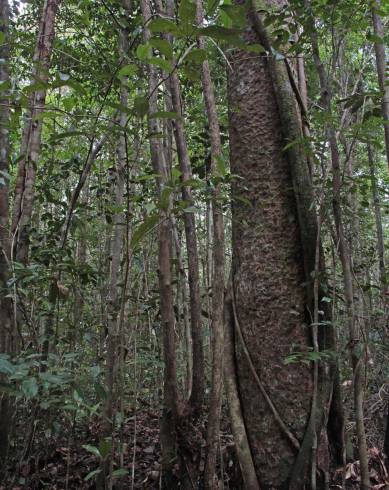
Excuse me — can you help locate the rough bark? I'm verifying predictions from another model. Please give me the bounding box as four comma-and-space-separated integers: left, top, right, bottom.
11, 0, 60, 264
227, 1, 335, 487
228, 23, 310, 490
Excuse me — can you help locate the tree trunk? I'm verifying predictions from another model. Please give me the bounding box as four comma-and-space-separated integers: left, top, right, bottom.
11, 0, 60, 264
372, 0, 389, 170
367, 144, 386, 289
228, 3, 332, 486
140, 0, 179, 486
196, 0, 226, 486
304, 2, 370, 487
0, 0, 14, 471
98, 18, 129, 489
164, 0, 204, 413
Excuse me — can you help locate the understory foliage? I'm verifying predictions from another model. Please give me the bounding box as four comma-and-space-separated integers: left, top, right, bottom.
0, 0, 388, 487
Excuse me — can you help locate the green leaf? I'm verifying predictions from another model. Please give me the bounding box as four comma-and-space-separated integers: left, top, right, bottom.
206, 0, 219, 16
99, 439, 112, 458
149, 57, 171, 73
137, 43, 151, 61
185, 48, 207, 64
215, 155, 227, 177
149, 111, 179, 119
199, 25, 243, 41
220, 4, 248, 28
131, 215, 159, 248
133, 96, 149, 117
179, 0, 196, 25
366, 31, 384, 44
183, 64, 201, 81
0, 32, 5, 45
0, 80, 11, 91
0, 358, 15, 375
84, 469, 102, 481
22, 377, 38, 398
148, 18, 178, 35
112, 468, 129, 477
117, 64, 138, 79
50, 131, 86, 142
149, 38, 173, 60
82, 444, 102, 459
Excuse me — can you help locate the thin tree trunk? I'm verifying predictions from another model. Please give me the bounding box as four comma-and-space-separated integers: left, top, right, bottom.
304, 3, 370, 488
162, 0, 204, 413
98, 22, 129, 489
196, 1, 226, 486
11, 0, 60, 264
372, 0, 389, 170
223, 283, 260, 490
140, 0, 179, 485
367, 144, 386, 289
0, 0, 14, 471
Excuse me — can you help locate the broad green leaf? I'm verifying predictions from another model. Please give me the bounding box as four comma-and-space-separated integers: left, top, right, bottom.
51, 131, 86, 142
133, 96, 149, 117
148, 18, 178, 34
215, 155, 227, 177
112, 469, 129, 477
206, 0, 219, 16
22, 377, 38, 398
198, 26, 243, 41
99, 439, 112, 458
149, 57, 171, 73
149, 38, 173, 60
131, 215, 159, 248
84, 469, 102, 481
220, 4, 248, 28
136, 43, 151, 61
185, 48, 207, 64
149, 111, 179, 119
179, 0, 196, 25
117, 64, 138, 79
82, 444, 102, 459
0, 358, 15, 375
183, 64, 201, 81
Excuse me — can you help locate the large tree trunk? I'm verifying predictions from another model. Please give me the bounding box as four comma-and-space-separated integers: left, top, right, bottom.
227, 3, 333, 487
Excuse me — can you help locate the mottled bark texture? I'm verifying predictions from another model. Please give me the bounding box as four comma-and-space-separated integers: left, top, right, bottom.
229, 35, 311, 488
228, 4, 334, 487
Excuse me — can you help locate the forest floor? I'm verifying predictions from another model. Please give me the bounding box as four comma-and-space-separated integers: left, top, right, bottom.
2, 409, 389, 489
